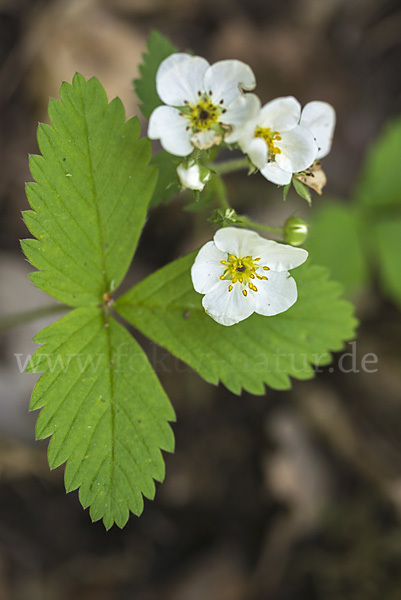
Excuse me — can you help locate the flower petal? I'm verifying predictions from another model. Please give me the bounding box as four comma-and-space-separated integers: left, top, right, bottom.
259, 96, 301, 131
148, 106, 193, 156
213, 227, 265, 256
256, 243, 308, 272
202, 280, 256, 326
260, 162, 292, 185
275, 125, 317, 173
224, 93, 261, 143
156, 53, 209, 106
254, 271, 298, 316
191, 241, 225, 294
242, 137, 268, 170
203, 60, 256, 106
300, 101, 336, 159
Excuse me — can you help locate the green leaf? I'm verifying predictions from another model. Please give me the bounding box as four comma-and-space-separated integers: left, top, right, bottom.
306, 202, 369, 294
150, 150, 181, 207
21, 73, 170, 528
292, 177, 312, 205
354, 115, 401, 210
27, 307, 175, 529
375, 218, 401, 308
134, 30, 177, 119
22, 73, 157, 306
116, 254, 357, 395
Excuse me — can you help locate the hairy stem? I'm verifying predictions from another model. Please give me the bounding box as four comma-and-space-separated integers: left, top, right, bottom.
211, 157, 250, 175
237, 217, 283, 236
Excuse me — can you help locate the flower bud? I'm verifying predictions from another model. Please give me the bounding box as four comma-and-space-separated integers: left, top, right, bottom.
177, 161, 211, 191
283, 217, 308, 246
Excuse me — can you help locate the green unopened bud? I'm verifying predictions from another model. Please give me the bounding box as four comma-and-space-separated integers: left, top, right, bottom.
283, 217, 308, 246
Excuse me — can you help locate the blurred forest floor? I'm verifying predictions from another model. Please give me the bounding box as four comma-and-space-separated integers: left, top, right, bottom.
0, 0, 401, 599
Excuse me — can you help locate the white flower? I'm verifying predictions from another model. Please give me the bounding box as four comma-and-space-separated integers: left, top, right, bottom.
177, 161, 211, 191
191, 227, 308, 326
148, 53, 258, 156
232, 96, 318, 185
300, 101, 336, 159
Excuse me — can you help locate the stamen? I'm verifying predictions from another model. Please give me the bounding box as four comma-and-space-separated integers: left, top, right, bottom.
263, 266, 270, 271
218, 253, 268, 296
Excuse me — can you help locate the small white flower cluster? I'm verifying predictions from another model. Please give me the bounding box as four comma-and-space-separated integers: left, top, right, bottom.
148, 53, 336, 190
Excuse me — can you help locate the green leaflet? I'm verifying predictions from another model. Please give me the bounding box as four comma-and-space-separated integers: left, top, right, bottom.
27, 307, 175, 529
22, 73, 156, 306
354, 116, 401, 210
115, 254, 357, 395
353, 114, 401, 309
375, 218, 401, 307
306, 202, 369, 295
134, 30, 177, 119
150, 150, 181, 207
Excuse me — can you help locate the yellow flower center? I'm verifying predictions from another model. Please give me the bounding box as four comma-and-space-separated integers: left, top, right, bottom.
183, 92, 225, 131
220, 254, 270, 297
254, 126, 282, 157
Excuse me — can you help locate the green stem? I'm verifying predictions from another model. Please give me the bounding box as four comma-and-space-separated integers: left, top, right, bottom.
0, 304, 69, 333
213, 175, 230, 210
211, 157, 250, 175
237, 217, 283, 236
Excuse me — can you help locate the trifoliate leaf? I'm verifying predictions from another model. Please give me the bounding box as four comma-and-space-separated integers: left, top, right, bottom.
134, 30, 177, 119
22, 74, 170, 529
22, 73, 157, 306
27, 307, 175, 529
375, 218, 401, 308
306, 202, 369, 294
116, 254, 357, 395
354, 115, 401, 209
150, 150, 180, 207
